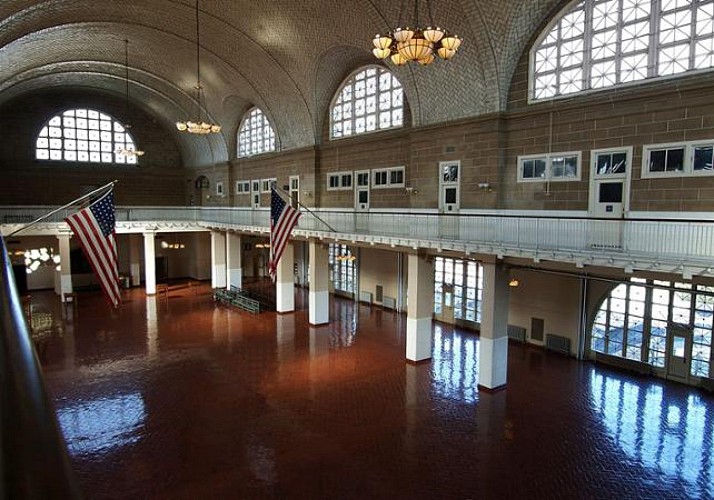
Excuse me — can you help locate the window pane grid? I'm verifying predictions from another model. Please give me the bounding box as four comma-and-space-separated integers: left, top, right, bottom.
591, 278, 714, 377
35, 109, 139, 164
532, 0, 714, 101
237, 108, 276, 158
331, 67, 403, 139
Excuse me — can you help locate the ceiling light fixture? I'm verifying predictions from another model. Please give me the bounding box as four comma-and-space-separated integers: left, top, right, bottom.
372, 0, 463, 66
176, 0, 221, 134
116, 39, 145, 158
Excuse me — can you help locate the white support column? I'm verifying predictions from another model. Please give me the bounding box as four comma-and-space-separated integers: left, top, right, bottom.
226, 232, 242, 290
477, 261, 510, 391
211, 231, 227, 289
275, 243, 294, 313
406, 253, 434, 362
129, 234, 142, 287
308, 240, 329, 325
143, 232, 156, 295
56, 234, 72, 301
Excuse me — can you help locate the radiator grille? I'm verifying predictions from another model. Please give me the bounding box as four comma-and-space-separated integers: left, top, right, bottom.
375, 285, 383, 303
359, 291, 372, 303
545, 334, 571, 355
507, 325, 526, 343
383, 296, 396, 310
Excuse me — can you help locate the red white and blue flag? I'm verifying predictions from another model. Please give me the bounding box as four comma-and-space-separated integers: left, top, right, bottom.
64, 188, 121, 308
268, 187, 300, 281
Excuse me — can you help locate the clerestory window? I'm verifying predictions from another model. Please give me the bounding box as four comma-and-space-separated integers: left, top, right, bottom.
237, 107, 276, 158
531, 0, 714, 101
330, 66, 403, 139
35, 109, 140, 164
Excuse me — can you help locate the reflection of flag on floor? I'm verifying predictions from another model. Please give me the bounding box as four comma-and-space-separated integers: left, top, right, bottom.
65, 189, 121, 307
268, 187, 300, 281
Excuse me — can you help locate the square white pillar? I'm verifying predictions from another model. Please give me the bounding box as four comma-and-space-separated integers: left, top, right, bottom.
276, 243, 294, 313
308, 240, 329, 325
406, 254, 434, 362
211, 231, 227, 289
477, 262, 510, 390
56, 234, 72, 301
143, 232, 156, 295
226, 233, 242, 290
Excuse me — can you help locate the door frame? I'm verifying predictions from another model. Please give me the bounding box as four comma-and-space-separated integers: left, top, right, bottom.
354, 169, 370, 211
588, 146, 633, 218
666, 324, 693, 383
438, 160, 461, 213
289, 175, 300, 209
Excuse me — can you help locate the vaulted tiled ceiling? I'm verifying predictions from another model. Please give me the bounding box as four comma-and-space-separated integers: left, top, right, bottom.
0, 0, 564, 166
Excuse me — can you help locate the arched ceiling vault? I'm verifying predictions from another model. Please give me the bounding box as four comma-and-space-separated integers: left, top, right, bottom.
0, 0, 565, 167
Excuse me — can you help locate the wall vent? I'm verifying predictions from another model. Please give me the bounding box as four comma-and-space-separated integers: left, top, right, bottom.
383, 296, 396, 310
545, 334, 571, 355
375, 285, 383, 303
444, 145, 456, 154
530, 317, 544, 341
359, 291, 372, 303
507, 325, 526, 343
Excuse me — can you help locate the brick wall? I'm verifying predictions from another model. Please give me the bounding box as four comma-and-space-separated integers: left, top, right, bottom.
0, 89, 185, 206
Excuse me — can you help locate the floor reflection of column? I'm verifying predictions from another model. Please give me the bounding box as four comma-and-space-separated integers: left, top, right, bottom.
146, 295, 158, 360
404, 364, 419, 458
62, 321, 76, 370
276, 315, 295, 381
308, 325, 330, 400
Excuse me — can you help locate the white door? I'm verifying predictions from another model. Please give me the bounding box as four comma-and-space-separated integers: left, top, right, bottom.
439, 161, 460, 213
588, 148, 631, 249
289, 175, 300, 209
354, 170, 370, 211
251, 180, 260, 209
589, 147, 631, 218
439, 161, 460, 238
667, 326, 692, 383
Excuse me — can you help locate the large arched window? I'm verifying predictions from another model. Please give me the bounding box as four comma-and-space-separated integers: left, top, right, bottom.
591, 278, 713, 378
35, 109, 140, 164
531, 0, 714, 101
237, 107, 276, 158
330, 66, 403, 139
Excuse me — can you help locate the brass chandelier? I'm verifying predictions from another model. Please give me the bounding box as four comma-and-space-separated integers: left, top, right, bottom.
371, 0, 463, 66
176, 0, 221, 135
116, 39, 144, 158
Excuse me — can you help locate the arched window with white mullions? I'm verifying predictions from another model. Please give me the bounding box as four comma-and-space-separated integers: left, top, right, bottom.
237, 107, 276, 158
590, 278, 714, 379
330, 66, 403, 139
35, 109, 140, 164
531, 0, 714, 101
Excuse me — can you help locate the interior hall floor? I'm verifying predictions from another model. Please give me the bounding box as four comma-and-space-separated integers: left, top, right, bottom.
27, 283, 714, 499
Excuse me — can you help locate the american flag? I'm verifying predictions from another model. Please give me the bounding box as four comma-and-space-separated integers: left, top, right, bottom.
65, 188, 121, 308
268, 187, 300, 281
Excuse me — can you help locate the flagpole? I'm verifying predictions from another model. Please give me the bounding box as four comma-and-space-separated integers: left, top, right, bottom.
272, 184, 337, 233
7, 180, 118, 237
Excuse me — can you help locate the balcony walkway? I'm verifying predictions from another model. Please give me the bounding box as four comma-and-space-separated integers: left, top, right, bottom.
27, 284, 714, 498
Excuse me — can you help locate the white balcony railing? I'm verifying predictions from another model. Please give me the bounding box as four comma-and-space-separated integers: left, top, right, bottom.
1, 206, 713, 269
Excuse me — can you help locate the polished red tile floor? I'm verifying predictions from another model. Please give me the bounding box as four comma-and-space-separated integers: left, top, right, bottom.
28, 284, 714, 499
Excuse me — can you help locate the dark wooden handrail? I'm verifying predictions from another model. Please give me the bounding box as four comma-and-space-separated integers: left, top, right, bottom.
0, 236, 82, 499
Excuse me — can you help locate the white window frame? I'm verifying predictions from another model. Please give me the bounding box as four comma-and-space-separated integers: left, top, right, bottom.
237, 107, 277, 158
216, 181, 224, 196
517, 152, 581, 183
372, 166, 405, 189
326, 171, 353, 191
260, 178, 277, 193
329, 65, 404, 140
529, 0, 714, 103
641, 140, 714, 179
235, 180, 250, 194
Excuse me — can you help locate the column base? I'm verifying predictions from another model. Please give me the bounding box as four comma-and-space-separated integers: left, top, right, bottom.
309, 290, 329, 325
478, 336, 508, 389
406, 317, 432, 362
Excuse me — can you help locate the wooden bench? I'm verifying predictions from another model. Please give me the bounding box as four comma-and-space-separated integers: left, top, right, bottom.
155, 284, 169, 298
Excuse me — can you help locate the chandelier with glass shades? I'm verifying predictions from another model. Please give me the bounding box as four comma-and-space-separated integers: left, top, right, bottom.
176, 0, 221, 135
371, 0, 463, 66
116, 39, 144, 158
